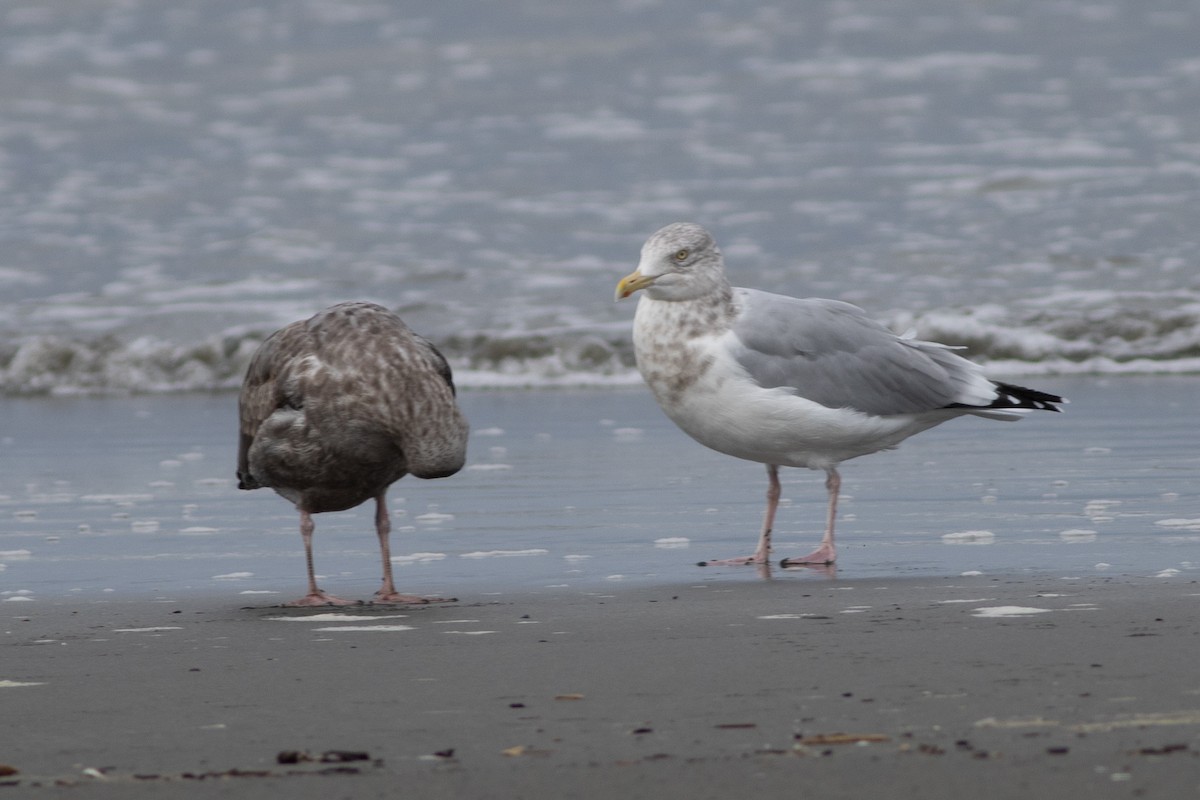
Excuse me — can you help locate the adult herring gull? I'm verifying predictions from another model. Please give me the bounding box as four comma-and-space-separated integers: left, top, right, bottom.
238, 302, 468, 606
615, 223, 1063, 568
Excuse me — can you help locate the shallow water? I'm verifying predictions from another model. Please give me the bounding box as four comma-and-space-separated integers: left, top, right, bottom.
1, 376, 1195, 603
1, 1, 1199, 393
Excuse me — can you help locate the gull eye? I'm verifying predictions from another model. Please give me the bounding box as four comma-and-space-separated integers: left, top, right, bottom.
673, 249, 689, 262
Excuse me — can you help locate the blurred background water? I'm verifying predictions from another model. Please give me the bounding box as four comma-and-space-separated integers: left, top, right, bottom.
2, 2, 1198, 599
1, 0, 1199, 394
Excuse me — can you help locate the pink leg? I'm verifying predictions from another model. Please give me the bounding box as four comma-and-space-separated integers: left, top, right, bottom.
781, 468, 839, 567
284, 510, 355, 607
699, 464, 780, 567
372, 494, 456, 604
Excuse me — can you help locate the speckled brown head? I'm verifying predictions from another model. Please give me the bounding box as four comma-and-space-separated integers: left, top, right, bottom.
615, 222, 731, 304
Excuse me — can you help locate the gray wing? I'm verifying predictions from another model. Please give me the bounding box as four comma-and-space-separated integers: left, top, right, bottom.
729, 288, 986, 416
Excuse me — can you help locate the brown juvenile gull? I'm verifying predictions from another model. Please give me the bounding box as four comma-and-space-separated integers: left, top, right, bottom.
237, 301, 468, 606
615, 223, 1063, 568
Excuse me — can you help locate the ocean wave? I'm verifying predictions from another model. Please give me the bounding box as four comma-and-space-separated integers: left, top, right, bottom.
0, 332, 266, 396
1, 290, 1198, 395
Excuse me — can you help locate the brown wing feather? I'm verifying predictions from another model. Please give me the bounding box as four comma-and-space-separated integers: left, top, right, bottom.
236, 302, 467, 500
236, 320, 307, 489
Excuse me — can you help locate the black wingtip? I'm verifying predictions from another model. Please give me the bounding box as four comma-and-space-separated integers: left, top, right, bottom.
990, 381, 1065, 412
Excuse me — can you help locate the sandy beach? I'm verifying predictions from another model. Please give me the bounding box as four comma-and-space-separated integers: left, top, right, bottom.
2, 377, 1198, 797
3, 2, 1199, 795
3, 574, 1199, 799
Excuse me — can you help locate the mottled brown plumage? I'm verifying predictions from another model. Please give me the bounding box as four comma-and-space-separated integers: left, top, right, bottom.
238, 302, 468, 606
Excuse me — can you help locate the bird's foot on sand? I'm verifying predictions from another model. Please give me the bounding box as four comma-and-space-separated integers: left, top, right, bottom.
284, 591, 359, 607
371, 592, 457, 605
780, 544, 836, 569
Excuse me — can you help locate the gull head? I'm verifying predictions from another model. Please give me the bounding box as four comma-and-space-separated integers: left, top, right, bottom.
615, 223, 727, 302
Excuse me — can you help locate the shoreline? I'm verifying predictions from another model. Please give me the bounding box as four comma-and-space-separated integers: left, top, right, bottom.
4, 376, 1198, 601
2, 376, 1198, 797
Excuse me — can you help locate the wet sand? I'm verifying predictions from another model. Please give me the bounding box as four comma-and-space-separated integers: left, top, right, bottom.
3, 575, 1199, 798
2, 377, 1198, 796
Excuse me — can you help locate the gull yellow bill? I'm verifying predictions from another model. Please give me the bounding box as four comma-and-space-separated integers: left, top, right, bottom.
615, 270, 656, 301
